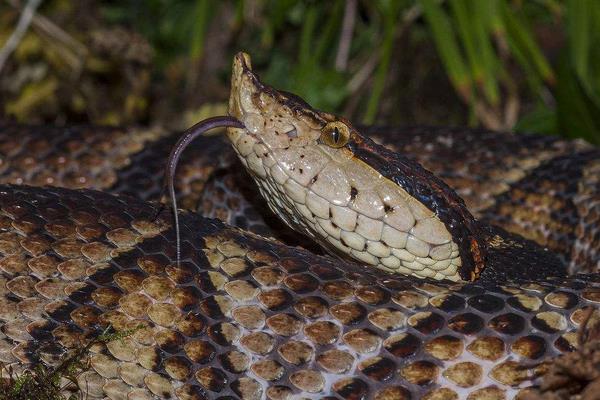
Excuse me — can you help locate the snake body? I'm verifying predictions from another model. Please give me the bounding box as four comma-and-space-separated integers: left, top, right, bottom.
0, 184, 598, 400
0, 52, 599, 399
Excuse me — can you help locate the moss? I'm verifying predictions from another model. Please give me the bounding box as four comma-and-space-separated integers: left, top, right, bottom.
0, 325, 142, 400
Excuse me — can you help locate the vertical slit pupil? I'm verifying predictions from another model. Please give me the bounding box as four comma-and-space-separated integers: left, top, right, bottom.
333, 127, 340, 143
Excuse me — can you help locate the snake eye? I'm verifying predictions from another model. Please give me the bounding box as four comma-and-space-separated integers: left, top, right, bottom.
320, 121, 350, 148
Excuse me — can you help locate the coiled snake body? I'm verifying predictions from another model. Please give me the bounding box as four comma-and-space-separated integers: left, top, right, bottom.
0, 53, 599, 399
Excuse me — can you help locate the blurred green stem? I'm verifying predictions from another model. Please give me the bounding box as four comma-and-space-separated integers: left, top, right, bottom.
363, 3, 401, 124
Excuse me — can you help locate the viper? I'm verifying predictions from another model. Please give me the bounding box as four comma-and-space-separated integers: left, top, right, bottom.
0, 52, 599, 399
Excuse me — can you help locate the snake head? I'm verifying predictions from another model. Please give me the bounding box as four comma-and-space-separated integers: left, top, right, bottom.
227, 52, 486, 282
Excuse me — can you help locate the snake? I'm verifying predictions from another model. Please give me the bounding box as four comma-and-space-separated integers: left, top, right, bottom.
0, 52, 599, 399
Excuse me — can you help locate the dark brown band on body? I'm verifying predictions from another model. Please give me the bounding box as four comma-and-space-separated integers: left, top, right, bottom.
347, 131, 487, 281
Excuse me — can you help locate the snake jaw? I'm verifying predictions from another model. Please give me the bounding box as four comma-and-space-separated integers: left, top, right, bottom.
226, 52, 486, 282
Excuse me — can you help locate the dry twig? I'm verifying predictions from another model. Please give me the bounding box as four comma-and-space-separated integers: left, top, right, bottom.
335, 0, 356, 72
0, 0, 42, 73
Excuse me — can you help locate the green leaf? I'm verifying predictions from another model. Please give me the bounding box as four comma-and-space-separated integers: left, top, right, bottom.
471, 0, 502, 105
189, 0, 211, 59
555, 53, 600, 144
314, 0, 344, 63
363, 1, 404, 123
450, 0, 483, 82
566, 0, 600, 108
298, 4, 318, 65
500, 1, 555, 85
514, 104, 558, 135
419, 0, 472, 99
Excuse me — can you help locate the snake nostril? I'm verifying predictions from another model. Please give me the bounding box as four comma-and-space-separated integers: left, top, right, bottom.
285, 127, 298, 138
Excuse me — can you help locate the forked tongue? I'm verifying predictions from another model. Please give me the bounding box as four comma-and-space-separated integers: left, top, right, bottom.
159, 118, 244, 264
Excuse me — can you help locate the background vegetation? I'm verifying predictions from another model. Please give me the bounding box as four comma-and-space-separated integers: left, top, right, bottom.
1, 0, 599, 144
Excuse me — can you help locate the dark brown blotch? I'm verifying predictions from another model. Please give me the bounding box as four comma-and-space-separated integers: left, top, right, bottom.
184, 340, 216, 364
199, 295, 233, 319
310, 264, 343, 280
92, 287, 123, 308
554, 332, 577, 353
359, 356, 396, 382
207, 322, 241, 346
488, 313, 526, 335
177, 312, 206, 337
219, 350, 250, 374
258, 288, 292, 310
27, 320, 57, 341
154, 329, 185, 354
174, 384, 207, 400
430, 294, 466, 313
293, 296, 328, 319
266, 385, 293, 400
166, 261, 198, 283
408, 311, 445, 335
321, 280, 354, 301
384, 333, 422, 358
355, 286, 390, 305
511, 335, 547, 359
231, 377, 263, 400
545, 290, 579, 309
284, 273, 319, 293
44, 300, 77, 322
171, 286, 202, 311
332, 377, 369, 400
448, 312, 484, 335
329, 302, 367, 325
195, 367, 228, 392
70, 305, 101, 329
531, 311, 567, 333
468, 294, 505, 314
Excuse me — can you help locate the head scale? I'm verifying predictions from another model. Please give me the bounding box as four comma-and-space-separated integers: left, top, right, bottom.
227, 52, 486, 281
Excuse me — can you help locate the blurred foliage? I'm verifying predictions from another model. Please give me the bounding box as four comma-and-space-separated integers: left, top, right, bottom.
0, 0, 599, 143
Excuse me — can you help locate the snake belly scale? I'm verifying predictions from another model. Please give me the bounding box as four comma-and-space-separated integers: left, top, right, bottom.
0, 52, 598, 399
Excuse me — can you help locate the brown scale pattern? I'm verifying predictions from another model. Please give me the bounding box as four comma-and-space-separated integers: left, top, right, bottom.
0, 184, 599, 399
365, 126, 600, 272
1, 123, 599, 270
570, 159, 600, 272
0, 124, 230, 211
364, 126, 592, 214
0, 123, 164, 190
483, 152, 600, 273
